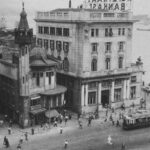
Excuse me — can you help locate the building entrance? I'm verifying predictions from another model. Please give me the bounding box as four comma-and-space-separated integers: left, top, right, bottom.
101, 90, 110, 108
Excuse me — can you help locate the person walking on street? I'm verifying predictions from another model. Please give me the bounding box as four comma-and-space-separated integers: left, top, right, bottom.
65, 116, 68, 125
4, 137, 10, 148
121, 143, 126, 150
3, 136, 7, 147
116, 120, 120, 127
19, 135, 24, 144
60, 127, 63, 134
54, 120, 58, 127
25, 132, 28, 141
64, 140, 68, 149
8, 127, 11, 135
107, 135, 113, 145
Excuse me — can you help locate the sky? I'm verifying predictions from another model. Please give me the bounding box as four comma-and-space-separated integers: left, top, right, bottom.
0, 0, 150, 29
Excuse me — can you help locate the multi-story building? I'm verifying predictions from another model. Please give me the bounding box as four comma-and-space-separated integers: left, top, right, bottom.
0, 4, 66, 127
35, 2, 144, 114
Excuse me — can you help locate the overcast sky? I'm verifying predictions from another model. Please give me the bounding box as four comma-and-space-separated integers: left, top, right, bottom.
0, 0, 150, 29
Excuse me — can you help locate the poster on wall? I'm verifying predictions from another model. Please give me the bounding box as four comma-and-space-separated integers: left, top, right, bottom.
83, 0, 133, 11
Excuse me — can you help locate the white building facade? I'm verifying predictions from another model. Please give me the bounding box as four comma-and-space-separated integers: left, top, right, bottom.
35, 5, 144, 114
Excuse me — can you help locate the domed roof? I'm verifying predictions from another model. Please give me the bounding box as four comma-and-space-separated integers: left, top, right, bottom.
30, 46, 47, 59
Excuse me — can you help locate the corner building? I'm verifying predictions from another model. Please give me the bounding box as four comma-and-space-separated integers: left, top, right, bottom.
35, 8, 144, 114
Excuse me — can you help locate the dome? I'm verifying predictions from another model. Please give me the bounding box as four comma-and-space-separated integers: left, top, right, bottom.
30, 46, 47, 59
20, 9, 27, 18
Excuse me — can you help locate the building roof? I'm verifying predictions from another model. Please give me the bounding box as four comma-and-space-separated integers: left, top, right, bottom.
18, 3, 29, 30
30, 46, 59, 67
40, 85, 67, 96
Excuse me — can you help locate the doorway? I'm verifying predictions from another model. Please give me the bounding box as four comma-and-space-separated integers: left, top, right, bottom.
101, 90, 110, 108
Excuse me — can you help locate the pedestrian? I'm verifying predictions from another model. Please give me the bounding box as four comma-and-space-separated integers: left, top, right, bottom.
24, 132, 28, 141
121, 143, 126, 150
9, 120, 12, 127
54, 120, 58, 127
8, 127, 11, 135
4, 137, 10, 148
112, 119, 115, 126
64, 140, 68, 149
17, 143, 21, 150
65, 116, 68, 125
107, 135, 112, 145
116, 120, 120, 127
31, 128, 34, 135
19, 135, 24, 144
60, 127, 63, 134
88, 117, 91, 127
69, 114, 72, 120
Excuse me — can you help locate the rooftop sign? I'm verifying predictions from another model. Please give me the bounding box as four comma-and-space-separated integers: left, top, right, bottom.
83, 0, 133, 11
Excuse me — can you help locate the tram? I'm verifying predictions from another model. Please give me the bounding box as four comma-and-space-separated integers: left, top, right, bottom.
123, 109, 150, 130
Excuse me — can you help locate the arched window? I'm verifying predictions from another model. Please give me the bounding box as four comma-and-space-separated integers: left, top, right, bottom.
63, 57, 69, 72
106, 58, 111, 70
91, 58, 97, 71
118, 57, 123, 69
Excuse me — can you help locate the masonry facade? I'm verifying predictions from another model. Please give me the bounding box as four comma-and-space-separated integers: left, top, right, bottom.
0, 5, 66, 128
35, 7, 144, 114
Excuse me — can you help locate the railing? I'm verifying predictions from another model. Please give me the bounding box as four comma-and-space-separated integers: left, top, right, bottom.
35, 10, 133, 21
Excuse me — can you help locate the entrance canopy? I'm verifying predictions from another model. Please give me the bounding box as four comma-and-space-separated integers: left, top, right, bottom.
30, 108, 46, 115
45, 109, 59, 118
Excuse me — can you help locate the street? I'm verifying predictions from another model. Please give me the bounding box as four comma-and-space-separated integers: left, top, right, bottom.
1, 116, 150, 150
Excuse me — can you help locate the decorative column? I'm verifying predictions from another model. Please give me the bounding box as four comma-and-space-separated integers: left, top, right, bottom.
126, 79, 130, 100
81, 84, 85, 106
98, 82, 102, 105
111, 81, 115, 103
123, 80, 127, 100
61, 94, 64, 106
85, 84, 88, 106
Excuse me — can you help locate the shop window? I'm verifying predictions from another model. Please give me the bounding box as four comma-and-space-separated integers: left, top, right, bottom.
118, 57, 123, 69
56, 28, 62, 36
114, 89, 122, 102
91, 58, 97, 71
50, 27, 55, 35
63, 28, 69, 37
130, 86, 136, 99
88, 92, 96, 105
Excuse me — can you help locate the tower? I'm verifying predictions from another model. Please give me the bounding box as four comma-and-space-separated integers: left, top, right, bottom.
69, 0, 72, 8
15, 2, 33, 127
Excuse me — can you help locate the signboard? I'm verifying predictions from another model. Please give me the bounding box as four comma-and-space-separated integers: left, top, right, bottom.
83, 0, 133, 11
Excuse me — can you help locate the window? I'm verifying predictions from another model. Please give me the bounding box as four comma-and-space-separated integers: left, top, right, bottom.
30, 98, 40, 106
96, 29, 99, 37
92, 43, 98, 52
50, 27, 55, 35
105, 42, 112, 52
37, 38, 42, 47
91, 29, 94, 37
88, 92, 96, 105
36, 73, 40, 86
38, 26, 43, 34
115, 79, 122, 86
130, 86, 136, 99
63, 28, 69, 37
114, 89, 122, 102
46, 72, 54, 84
44, 39, 48, 50
22, 77, 25, 84
118, 28, 121, 35
131, 76, 137, 83
56, 41, 62, 52
106, 58, 111, 70
105, 28, 113, 37
122, 28, 125, 35
119, 42, 125, 51
56, 28, 62, 36
91, 58, 97, 71
118, 57, 123, 69
63, 57, 69, 71
63, 42, 69, 53
50, 40, 55, 50
44, 27, 49, 34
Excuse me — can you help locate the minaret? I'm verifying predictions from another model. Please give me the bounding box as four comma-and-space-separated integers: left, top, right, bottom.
69, 0, 72, 8
15, 2, 33, 127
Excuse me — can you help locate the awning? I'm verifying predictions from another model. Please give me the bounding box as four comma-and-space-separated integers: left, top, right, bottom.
30, 108, 46, 115
40, 85, 67, 96
45, 109, 59, 118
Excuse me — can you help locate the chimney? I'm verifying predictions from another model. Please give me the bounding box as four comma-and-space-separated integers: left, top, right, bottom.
69, 0, 71, 8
